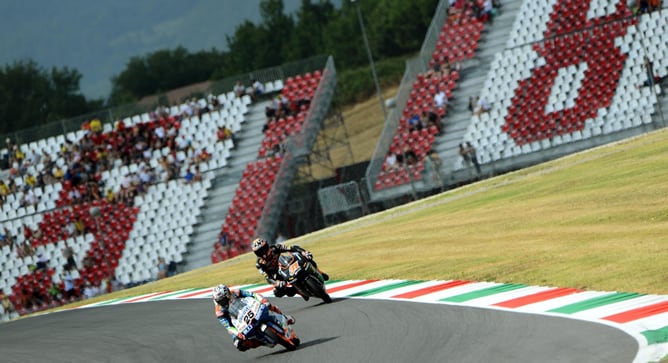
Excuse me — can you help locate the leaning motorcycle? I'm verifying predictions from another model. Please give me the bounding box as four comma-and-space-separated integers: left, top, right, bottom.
277, 252, 332, 303
229, 296, 300, 351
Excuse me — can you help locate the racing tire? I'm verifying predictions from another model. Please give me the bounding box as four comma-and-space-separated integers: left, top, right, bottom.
305, 275, 332, 303
264, 326, 297, 351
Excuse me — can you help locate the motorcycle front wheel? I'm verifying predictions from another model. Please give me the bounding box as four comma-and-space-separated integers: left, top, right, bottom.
305, 275, 332, 303
263, 326, 298, 351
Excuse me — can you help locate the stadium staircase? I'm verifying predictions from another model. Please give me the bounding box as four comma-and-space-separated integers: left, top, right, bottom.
183, 99, 273, 270
432, 0, 525, 180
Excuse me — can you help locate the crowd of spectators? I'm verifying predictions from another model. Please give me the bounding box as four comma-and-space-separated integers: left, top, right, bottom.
0, 90, 238, 317
379, 2, 489, 185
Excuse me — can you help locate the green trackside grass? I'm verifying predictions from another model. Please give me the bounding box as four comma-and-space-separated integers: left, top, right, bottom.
58, 126, 668, 311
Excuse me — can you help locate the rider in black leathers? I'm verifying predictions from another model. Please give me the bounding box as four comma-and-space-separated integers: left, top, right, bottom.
251, 237, 328, 301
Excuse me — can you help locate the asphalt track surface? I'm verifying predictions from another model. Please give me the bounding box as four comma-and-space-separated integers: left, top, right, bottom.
1, 297, 637, 363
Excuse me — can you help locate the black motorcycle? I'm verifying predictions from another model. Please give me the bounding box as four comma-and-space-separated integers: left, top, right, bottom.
277, 252, 332, 303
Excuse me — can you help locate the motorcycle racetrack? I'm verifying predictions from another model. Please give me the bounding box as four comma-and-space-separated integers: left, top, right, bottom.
4, 279, 664, 363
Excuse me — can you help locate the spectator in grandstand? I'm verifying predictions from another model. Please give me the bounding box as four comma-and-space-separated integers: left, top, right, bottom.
265, 103, 277, 121
477, 0, 495, 23
209, 94, 222, 111
167, 256, 178, 277
636, 57, 664, 90
183, 167, 195, 184
156, 257, 168, 280
90, 118, 102, 133
35, 253, 49, 271
194, 147, 212, 165
402, 146, 418, 166
465, 142, 482, 175
119, 172, 140, 205
0, 227, 13, 249
649, 0, 661, 12
473, 96, 491, 117
158, 155, 178, 182
52, 165, 65, 182
192, 165, 203, 183
217, 125, 235, 145
62, 241, 77, 270
408, 113, 424, 132
234, 80, 247, 98
217, 230, 230, 249
175, 134, 191, 152
0, 180, 8, 203
83, 281, 100, 299
0, 288, 15, 317
424, 149, 443, 186
434, 86, 448, 114
19, 188, 38, 208
251, 79, 264, 101
61, 266, 77, 301
197, 101, 211, 119
270, 143, 283, 158
385, 152, 400, 170
459, 142, 472, 169
422, 109, 443, 134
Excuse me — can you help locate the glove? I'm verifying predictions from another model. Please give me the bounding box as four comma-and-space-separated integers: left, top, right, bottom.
260, 297, 269, 305
301, 250, 313, 259
236, 332, 245, 340
275, 281, 287, 289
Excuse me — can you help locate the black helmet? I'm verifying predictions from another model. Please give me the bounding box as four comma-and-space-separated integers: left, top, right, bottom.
252, 237, 270, 258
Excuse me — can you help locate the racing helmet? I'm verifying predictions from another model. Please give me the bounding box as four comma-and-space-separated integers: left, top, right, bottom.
212, 284, 232, 306
251, 237, 270, 259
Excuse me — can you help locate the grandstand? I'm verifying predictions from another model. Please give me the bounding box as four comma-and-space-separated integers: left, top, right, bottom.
1, 0, 667, 320
0, 54, 337, 318
359, 0, 667, 205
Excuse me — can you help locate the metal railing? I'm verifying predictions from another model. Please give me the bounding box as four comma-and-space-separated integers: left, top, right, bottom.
364, 0, 450, 201
254, 56, 337, 242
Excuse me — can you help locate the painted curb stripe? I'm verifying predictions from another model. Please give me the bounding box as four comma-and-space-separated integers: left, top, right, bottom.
177, 288, 213, 299
604, 300, 668, 323
441, 283, 527, 303
493, 287, 582, 308
392, 280, 471, 299
150, 288, 200, 300
348, 280, 424, 297
325, 279, 379, 294
90, 297, 127, 306
642, 327, 668, 345
548, 292, 645, 314
125, 291, 174, 303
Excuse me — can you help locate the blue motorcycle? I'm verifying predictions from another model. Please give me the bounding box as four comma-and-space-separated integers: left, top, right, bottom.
229, 297, 300, 351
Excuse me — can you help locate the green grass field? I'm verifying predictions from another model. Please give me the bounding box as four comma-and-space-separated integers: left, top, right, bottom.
66, 126, 668, 308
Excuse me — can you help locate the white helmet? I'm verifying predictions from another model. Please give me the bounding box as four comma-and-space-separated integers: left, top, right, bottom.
212, 284, 232, 306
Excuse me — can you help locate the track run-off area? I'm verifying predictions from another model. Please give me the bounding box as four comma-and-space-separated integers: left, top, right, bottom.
3, 279, 667, 362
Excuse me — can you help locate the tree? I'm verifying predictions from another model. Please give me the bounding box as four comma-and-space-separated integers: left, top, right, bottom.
0, 60, 97, 135
368, 0, 438, 57
109, 46, 227, 105
287, 0, 336, 60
